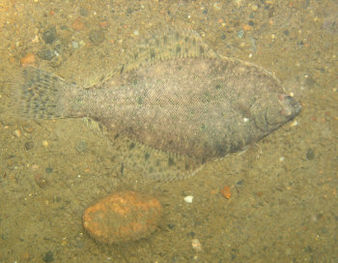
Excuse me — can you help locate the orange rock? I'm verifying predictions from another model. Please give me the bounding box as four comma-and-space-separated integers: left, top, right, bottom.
20, 53, 35, 66
72, 17, 85, 31
242, 24, 252, 31
220, 186, 231, 199
83, 191, 162, 244
99, 20, 109, 28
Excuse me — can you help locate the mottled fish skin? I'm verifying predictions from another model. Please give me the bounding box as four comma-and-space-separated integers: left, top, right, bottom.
16, 29, 301, 181
65, 57, 301, 162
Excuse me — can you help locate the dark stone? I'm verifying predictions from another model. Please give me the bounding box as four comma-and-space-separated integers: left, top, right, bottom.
24, 141, 34, 150
45, 167, 53, 173
43, 250, 54, 262
188, 231, 195, 237
236, 179, 244, 185
167, 223, 175, 229
89, 29, 105, 45
42, 27, 57, 44
306, 148, 315, 160
283, 30, 290, 36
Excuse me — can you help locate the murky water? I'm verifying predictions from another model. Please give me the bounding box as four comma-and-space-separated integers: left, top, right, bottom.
0, 0, 336, 262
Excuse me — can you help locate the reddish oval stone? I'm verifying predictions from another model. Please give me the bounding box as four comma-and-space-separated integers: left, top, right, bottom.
83, 191, 162, 244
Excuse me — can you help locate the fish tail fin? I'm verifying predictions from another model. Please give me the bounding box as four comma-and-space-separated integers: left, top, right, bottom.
18, 67, 73, 119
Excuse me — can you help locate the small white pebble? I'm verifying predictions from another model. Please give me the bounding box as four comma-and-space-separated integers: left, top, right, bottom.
13, 129, 21, 138
133, 30, 139, 36
192, 239, 202, 251
42, 140, 49, 147
279, 156, 285, 162
72, 41, 79, 49
32, 35, 39, 43
243, 117, 249, 122
290, 120, 298, 127
184, 195, 194, 203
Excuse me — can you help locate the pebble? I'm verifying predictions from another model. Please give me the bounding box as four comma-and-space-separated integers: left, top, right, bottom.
72, 41, 79, 49
99, 20, 109, 28
20, 53, 36, 66
290, 120, 298, 127
237, 30, 244, 38
45, 167, 53, 173
184, 195, 194, 203
22, 124, 34, 133
42, 250, 54, 263
34, 174, 48, 189
13, 129, 21, 138
191, 238, 202, 251
42, 27, 57, 44
306, 148, 315, 160
72, 17, 85, 31
24, 141, 34, 150
220, 186, 231, 199
89, 29, 105, 45
83, 191, 162, 244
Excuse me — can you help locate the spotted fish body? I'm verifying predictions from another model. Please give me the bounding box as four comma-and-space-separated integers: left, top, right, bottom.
18, 30, 301, 181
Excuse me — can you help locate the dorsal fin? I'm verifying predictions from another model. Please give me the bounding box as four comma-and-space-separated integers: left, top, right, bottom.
124, 27, 218, 70
89, 27, 219, 88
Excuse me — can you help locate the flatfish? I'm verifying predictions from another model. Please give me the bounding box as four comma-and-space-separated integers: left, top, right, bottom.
17, 29, 301, 182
